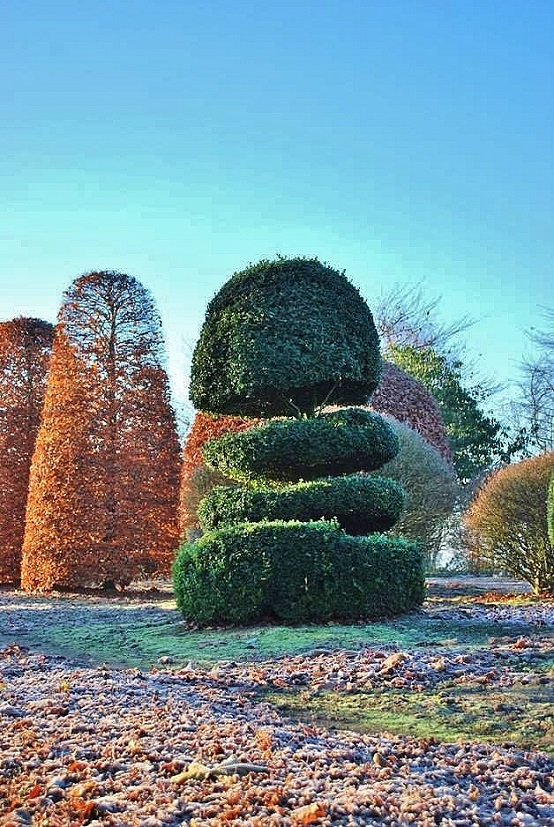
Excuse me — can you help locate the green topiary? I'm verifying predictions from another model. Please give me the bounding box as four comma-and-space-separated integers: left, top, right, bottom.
176, 255, 425, 624
202, 408, 399, 482
190, 257, 381, 417
172, 520, 424, 625
198, 474, 405, 535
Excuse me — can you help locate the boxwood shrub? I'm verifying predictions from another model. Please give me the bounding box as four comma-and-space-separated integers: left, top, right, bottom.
202, 408, 399, 483
198, 474, 405, 535
172, 520, 424, 625
189, 257, 381, 417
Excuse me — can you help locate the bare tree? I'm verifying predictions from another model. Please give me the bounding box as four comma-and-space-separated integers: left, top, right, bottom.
375, 282, 474, 355
515, 307, 554, 454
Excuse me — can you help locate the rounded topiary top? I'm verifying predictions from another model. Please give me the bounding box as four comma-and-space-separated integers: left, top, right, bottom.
190, 257, 382, 417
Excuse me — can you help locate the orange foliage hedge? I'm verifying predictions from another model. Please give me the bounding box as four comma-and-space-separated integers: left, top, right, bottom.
21, 272, 181, 592
464, 452, 554, 594
0, 318, 53, 583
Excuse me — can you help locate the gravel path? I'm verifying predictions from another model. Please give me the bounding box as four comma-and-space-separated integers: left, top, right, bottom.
1, 581, 554, 826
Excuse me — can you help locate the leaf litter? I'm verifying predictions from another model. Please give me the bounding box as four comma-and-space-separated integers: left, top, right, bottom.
1, 578, 554, 825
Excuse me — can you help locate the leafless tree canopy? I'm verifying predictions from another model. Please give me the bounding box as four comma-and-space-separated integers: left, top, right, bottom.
375, 282, 474, 354
516, 307, 554, 454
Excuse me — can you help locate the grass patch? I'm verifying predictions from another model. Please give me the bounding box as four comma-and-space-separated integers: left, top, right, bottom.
266, 682, 554, 755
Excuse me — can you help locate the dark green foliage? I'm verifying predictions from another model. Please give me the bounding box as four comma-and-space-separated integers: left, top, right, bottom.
172, 521, 424, 625
202, 408, 399, 483
198, 474, 405, 535
190, 257, 381, 417
387, 344, 523, 483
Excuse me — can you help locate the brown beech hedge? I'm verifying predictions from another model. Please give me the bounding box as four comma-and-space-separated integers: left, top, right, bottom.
21, 271, 181, 592
0, 318, 53, 583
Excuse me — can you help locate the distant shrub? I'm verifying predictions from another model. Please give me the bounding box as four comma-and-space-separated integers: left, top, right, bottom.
370, 415, 460, 569
190, 257, 381, 417
198, 473, 405, 535
370, 360, 452, 464
172, 520, 425, 625
464, 452, 554, 594
202, 408, 399, 483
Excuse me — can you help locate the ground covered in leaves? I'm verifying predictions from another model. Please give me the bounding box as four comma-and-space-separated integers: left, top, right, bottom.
1, 577, 554, 825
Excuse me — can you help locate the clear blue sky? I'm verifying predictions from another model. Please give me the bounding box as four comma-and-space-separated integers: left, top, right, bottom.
1, 0, 552, 419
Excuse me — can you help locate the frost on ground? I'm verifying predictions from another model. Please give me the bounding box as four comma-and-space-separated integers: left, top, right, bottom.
1, 580, 554, 825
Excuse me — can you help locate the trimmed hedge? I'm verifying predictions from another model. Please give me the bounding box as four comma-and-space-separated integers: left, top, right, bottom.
190, 257, 381, 417
172, 520, 425, 625
546, 471, 554, 551
202, 408, 399, 483
198, 474, 405, 535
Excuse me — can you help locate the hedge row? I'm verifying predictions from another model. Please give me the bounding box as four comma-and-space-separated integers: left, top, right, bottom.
198, 473, 405, 535
172, 520, 424, 625
202, 408, 399, 483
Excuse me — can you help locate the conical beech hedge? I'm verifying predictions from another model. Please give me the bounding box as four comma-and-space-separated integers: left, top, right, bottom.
21, 271, 181, 592
0, 318, 53, 583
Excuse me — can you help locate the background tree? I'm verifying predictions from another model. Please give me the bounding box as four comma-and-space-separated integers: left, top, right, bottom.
369, 414, 460, 570
513, 307, 554, 454
0, 318, 53, 583
370, 360, 452, 463
22, 271, 181, 592
386, 343, 516, 483
375, 283, 524, 482
375, 281, 474, 354
464, 452, 554, 594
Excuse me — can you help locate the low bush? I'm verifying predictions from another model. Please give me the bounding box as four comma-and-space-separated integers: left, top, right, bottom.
464, 452, 554, 594
202, 408, 399, 483
371, 414, 460, 569
198, 474, 405, 535
172, 520, 424, 625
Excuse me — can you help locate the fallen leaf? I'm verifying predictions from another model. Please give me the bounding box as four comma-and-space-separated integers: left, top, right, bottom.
291, 801, 327, 824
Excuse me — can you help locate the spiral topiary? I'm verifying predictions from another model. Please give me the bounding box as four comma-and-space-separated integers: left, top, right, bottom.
174, 257, 425, 624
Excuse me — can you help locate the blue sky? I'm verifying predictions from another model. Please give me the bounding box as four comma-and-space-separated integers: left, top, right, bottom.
1, 0, 552, 419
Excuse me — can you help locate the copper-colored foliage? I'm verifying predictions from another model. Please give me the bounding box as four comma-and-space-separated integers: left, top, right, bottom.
464, 452, 554, 592
179, 412, 261, 534
21, 272, 181, 593
371, 360, 452, 463
0, 318, 53, 583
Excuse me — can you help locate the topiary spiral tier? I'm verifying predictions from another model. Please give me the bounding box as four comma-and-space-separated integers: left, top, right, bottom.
173, 257, 425, 624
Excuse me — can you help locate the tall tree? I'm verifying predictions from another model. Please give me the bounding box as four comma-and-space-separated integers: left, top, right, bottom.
374, 282, 527, 481
21, 271, 181, 592
0, 318, 53, 583
386, 343, 520, 484
514, 308, 554, 454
